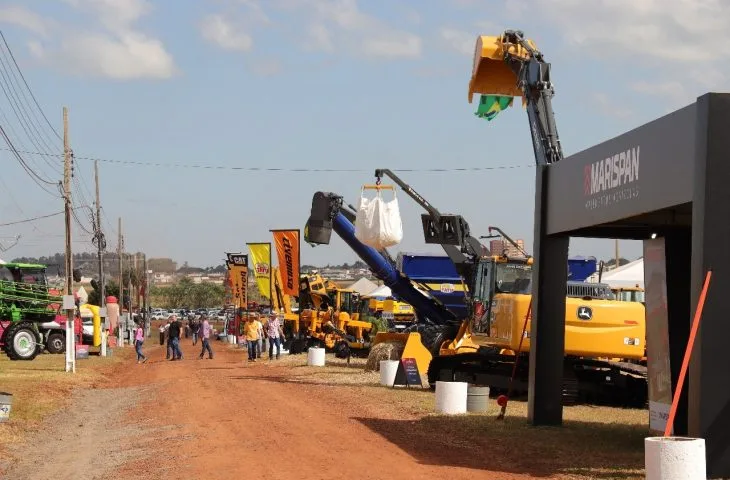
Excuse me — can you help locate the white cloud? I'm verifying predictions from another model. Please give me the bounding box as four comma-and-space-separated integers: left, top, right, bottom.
203, 0, 422, 60
0, 5, 51, 36
303, 0, 422, 59
303, 23, 334, 52
31, 31, 176, 80
439, 27, 474, 56
1, 1, 177, 80
591, 93, 634, 119
200, 14, 253, 52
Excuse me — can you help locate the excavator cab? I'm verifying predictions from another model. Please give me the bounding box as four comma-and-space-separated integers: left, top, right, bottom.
467, 31, 536, 104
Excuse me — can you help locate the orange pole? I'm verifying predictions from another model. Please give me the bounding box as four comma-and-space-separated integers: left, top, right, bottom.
663, 270, 712, 437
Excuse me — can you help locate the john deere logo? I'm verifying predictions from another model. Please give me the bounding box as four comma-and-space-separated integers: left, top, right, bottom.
577, 306, 592, 321
254, 263, 269, 276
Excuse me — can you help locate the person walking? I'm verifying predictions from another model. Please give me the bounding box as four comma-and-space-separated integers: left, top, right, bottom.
164, 317, 173, 360
255, 315, 265, 359
198, 315, 214, 359
190, 317, 199, 346
134, 321, 148, 364
244, 315, 259, 362
265, 312, 285, 360
168, 315, 183, 360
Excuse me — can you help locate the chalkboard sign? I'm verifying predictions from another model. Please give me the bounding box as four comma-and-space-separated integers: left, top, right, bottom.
392, 358, 424, 389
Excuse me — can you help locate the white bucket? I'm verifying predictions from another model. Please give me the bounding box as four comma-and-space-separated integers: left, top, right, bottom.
435, 381, 468, 415
645, 437, 706, 480
307, 347, 325, 366
380, 360, 399, 386
227, 334, 236, 344
466, 385, 490, 413
0, 392, 12, 422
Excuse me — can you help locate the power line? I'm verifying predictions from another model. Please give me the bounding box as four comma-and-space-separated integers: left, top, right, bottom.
0, 30, 61, 140
0, 147, 535, 173
0, 204, 90, 227
0, 210, 63, 227
0, 124, 60, 196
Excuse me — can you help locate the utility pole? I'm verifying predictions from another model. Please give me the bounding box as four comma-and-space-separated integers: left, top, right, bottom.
143, 253, 150, 337
94, 160, 105, 308
131, 252, 136, 318
63, 106, 75, 373
614, 239, 620, 270
117, 217, 124, 346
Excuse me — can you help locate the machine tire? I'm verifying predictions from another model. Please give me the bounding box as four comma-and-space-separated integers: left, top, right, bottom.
4, 322, 41, 361
333, 340, 350, 359
46, 332, 65, 354
288, 338, 306, 355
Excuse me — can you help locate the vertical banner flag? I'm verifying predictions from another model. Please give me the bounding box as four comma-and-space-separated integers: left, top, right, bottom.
226, 253, 248, 308
271, 229, 300, 297
643, 238, 673, 434
247, 243, 272, 300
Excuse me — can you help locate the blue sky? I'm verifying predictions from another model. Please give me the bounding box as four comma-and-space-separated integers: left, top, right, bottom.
0, 0, 727, 268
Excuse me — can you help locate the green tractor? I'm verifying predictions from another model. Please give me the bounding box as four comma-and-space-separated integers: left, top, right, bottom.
0, 262, 80, 360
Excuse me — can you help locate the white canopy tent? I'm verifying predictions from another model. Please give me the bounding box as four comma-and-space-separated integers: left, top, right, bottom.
587, 258, 644, 289
363, 284, 392, 298
347, 277, 379, 296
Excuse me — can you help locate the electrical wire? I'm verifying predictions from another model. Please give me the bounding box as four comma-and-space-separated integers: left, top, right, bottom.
0, 204, 91, 227
0, 211, 64, 227
0, 147, 534, 173
0, 30, 61, 140
0, 124, 60, 196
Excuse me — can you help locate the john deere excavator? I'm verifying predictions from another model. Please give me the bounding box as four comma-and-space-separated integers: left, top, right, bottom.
304, 163, 647, 405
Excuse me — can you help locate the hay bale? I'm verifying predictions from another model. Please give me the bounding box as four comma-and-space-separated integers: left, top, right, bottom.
365, 342, 404, 372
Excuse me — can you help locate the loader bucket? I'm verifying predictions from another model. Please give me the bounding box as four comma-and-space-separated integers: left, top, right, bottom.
366, 332, 432, 377
467, 34, 536, 103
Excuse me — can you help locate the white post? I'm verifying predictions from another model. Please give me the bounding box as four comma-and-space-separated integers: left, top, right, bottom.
100, 331, 107, 357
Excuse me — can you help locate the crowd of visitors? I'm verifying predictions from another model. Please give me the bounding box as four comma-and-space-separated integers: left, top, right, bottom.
139, 311, 286, 364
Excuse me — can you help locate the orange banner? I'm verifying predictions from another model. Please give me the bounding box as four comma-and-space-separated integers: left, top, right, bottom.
272, 230, 300, 297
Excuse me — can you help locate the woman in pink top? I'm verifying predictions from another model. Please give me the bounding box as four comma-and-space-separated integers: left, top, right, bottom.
134, 321, 148, 364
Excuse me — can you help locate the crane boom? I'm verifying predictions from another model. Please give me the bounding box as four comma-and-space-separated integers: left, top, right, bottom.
373, 168, 488, 288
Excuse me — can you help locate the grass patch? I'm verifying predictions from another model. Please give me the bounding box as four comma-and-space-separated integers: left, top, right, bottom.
0, 348, 131, 454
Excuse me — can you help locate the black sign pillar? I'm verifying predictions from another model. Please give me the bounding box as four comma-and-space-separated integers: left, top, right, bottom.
528, 164, 569, 425
664, 228, 692, 436
689, 93, 730, 478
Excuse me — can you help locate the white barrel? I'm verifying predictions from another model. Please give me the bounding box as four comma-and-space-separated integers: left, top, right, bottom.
467, 385, 490, 413
380, 360, 399, 386
645, 437, 706, 480
435, 381, 468, 415
0, 392, 12, 423
227, 334, 235, 344
307, 347, 325, 366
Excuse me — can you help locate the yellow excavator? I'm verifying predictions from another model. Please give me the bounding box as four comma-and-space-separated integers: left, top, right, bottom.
285, 273, 374, 357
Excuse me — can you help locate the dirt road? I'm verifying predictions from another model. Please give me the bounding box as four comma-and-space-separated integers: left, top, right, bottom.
2, 337, 645, 480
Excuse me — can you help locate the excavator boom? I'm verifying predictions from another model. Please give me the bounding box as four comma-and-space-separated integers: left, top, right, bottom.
468, 30, 564, 166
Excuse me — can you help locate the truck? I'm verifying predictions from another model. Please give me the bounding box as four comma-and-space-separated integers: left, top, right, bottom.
396, 253, 468, 318
0, 262, 82, 360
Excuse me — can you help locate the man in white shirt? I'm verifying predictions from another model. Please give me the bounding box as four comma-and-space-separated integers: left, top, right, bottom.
265, 312, 285, 360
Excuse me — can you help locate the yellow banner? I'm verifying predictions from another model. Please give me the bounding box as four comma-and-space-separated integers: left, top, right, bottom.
248, 243, 272, 300
272, 230, 300, 297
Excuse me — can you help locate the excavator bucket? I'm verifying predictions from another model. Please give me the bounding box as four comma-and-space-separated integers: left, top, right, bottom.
368, 331, 432, 378
467, 34, 536, 103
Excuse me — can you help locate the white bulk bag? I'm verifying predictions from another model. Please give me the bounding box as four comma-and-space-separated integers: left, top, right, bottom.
354, 187, 403, 250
